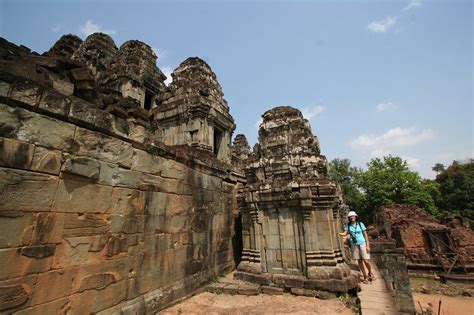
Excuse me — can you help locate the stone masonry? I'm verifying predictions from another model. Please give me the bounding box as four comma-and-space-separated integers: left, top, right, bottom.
0, 33, 242, 314
235, 106, 358, 293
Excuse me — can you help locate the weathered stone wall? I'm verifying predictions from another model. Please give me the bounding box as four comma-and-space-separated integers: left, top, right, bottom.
370, 239, 416, 315
0, 36, 240, 314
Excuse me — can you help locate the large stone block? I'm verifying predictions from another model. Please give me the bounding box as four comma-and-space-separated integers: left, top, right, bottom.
52, 236, 109, 269
10, 80, 41, 107
61, 156, 100, 179
67, 280, 127, 314
74, 127, 133, 168
144, 215, 166, 235
30, 267, 77, 306
109, 187, 144, 215
130, 148, 164, 175
167, 216, 189, 234
162, 159, 187, 180
0, 284, 30, 311
0, 81, 11, 97
0, 103, 75, 151
38, 88, 71, 118
52, 178, 113, 213
63, 213, 110, 237
73, 256, 137, 292
139, 174, 188, 195
31, 146, 62, 175
30, 212, 65, 245
99, 162, 143, 188
0, 212, 34, 248
77, 272, 118, 292
143, 191, 167, 216
167, 194, 193, 216
69, 97, 115, 133
20, 244, 56, 259
14, 297, 70, 315
0, 247, 53, 280
0, 274, 37, 312
106, 234, 139, 257
0, 168, 58, 212
0, 137, 34, 170
51, 77, 74, 96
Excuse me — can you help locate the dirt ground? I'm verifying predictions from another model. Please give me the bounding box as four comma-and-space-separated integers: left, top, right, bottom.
410, 276, 474, 315
410, 277, 474, 297
413, 293, 474, 315
159, 292, 354, 315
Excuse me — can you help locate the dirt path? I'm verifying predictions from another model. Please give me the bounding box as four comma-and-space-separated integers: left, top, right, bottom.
413, 293, 474, 315
159, 292, 353, 315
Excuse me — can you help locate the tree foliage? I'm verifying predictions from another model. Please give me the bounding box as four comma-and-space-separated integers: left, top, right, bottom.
434, 159, 474, 218
329, 158, 364, 211
355, 156, 438, 220
330, 156, 474, 224
330, 156, 439, 223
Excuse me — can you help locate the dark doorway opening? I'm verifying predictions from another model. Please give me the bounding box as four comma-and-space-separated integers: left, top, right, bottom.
213, 127, 223, 156
232, 213, 243, 266
144, 89, 155, 111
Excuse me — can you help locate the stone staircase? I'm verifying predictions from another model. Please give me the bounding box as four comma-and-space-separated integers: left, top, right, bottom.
205, 272, 284, 296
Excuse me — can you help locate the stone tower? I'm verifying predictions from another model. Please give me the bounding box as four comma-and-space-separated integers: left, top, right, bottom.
236, 106, 357, 293
151, 57, 235, 163
231, 134, 251, 171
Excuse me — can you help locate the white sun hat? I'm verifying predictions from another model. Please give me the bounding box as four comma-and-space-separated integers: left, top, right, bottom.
347, 211, 358, 217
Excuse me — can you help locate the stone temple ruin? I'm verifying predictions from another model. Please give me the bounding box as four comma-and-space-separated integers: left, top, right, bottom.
234, 107, 357, 293
372, 204, 474, 276
0, 32, 420, 314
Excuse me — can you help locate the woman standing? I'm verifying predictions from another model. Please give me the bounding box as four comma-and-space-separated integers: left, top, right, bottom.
340, 211, 375, 283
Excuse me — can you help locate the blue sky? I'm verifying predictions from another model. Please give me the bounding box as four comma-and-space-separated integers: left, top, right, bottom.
1, 0, 472, 178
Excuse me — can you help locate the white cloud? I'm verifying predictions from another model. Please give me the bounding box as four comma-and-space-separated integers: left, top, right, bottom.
161, 66, 173, 86
403, 0, 422, 11
301, 105, 325, 120
255, 118, 263, 130
367, 16, 398, 33
79, 20, 116, 37
351, 127, 436, 155
403, 156, 421, 169
370, 148, 392, 158
51, 25, 61, 33
375, 102, 399, 112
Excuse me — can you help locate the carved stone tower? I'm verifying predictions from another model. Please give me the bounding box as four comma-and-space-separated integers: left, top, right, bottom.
151, 57, 235, 163
236, 106, 357, 293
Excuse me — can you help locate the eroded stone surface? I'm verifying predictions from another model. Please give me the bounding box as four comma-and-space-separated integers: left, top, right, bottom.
0, 284, 30, 311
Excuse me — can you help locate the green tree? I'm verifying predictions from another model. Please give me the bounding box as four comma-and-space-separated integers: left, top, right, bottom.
329, 158, 364, 211
355, 155, 438, 221
432, 163, 445, 175
435, 159, 474, 218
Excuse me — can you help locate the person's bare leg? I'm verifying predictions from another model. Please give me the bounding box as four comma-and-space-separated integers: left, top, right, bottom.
358, 259, 367, 279
363, 260, 372, 275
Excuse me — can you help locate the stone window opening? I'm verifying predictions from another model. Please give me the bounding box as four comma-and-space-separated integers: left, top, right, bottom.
189, 130, 198, 142
213, 127, 223, 156
144, 89, 156, 111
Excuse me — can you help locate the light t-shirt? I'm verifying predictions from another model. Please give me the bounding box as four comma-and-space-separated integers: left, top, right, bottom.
344, 222, 367, 245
